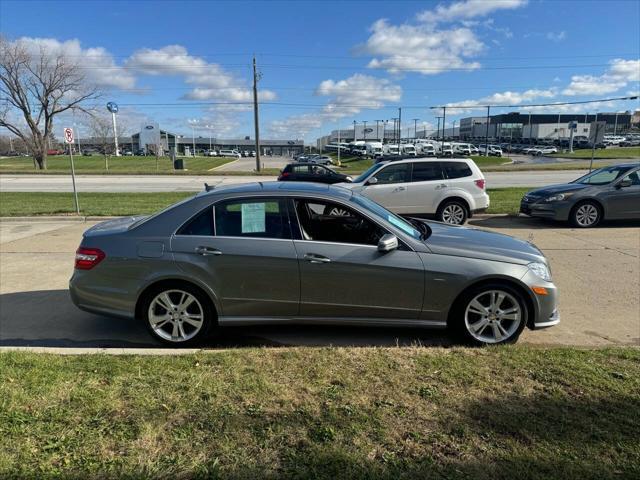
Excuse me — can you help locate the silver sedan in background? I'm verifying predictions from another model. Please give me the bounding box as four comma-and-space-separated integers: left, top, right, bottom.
70, 182, 559, 346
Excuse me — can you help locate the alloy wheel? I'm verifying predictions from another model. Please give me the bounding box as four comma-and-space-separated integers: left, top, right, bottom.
464, 290, 522, 344
574, 203, 599, 227
441, 204, 466, 225
148, 289, 204, 342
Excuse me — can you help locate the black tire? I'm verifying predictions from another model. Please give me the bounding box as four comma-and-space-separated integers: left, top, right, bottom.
449, 283, 528, 346
140, 282, 216, 346
436, 199, 468, 225
570, 200, 602, 228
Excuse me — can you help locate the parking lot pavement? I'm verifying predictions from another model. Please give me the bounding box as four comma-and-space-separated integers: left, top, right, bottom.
1, 216, 638, 350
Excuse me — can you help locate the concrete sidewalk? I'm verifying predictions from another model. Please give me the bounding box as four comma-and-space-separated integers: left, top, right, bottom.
0, 215, 638, 352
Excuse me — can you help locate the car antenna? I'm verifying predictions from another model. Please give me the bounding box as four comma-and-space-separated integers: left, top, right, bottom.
204, 183, 214, 192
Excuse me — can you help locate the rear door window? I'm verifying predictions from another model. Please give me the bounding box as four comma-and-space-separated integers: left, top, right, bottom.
442, 161, 473, 179
411, 162, 444, 182
176, 206, 214, 236
214, 198, 291, 239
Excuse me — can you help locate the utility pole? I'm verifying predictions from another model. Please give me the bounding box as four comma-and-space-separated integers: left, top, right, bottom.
253, 55, 262, 171
412, 118, 419, 139
435, 117, 442, 142
353, 120, 357, 142
441, 106, 447, 152
397, 107, 402, 152
484, 106, 491, 157
337, 125, 341, 166
375, 119, 382, 142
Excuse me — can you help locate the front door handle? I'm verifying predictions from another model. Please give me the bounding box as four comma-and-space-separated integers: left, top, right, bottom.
195, 246, 222, 256
435, 183, 448, 189
304, 253, 331, 264
393, 186, 407, 192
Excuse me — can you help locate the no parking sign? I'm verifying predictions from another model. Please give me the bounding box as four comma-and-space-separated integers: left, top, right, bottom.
63, 127, 74, 144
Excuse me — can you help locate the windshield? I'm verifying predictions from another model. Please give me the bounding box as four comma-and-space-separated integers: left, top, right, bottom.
573, 165, 635, 185
352, 195, 422, 240
353, 163, 384, 183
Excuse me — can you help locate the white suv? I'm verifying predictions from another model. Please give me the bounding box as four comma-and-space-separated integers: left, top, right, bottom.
338, 158, 489, 225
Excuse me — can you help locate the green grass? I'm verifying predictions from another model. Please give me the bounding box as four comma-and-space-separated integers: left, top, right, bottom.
0, 155, 235, 174
1, 347, 638, 479
549, 147, 640, 159
0, 189, 528, 216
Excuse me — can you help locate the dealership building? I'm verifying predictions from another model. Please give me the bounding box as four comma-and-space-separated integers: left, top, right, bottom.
449, 112, 633, 141
79, 123, 304, 156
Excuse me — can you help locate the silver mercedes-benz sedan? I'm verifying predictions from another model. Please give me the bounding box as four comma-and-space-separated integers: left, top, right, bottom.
70, 182, 559, 346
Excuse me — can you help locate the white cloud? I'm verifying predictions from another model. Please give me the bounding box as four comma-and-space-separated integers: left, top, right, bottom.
446, 88, 557, 112
563, 59, 640, 96
126, 45, 275, 102
362, 19, 483, 75
267, 74, 402, 138
360, 1, 527, 76
546, 31, 567, 42
13, 37, 135, 90
417, 0, 527, 24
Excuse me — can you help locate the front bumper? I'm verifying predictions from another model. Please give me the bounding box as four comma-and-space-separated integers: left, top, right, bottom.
534, 308, 560, 329
519, 198, 572, 221
520, 269, 560, 330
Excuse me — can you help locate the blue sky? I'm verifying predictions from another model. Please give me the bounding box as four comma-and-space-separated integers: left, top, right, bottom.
1, 0, 639, 142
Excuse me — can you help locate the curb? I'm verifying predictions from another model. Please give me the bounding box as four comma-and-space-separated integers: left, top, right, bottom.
0, 346, 202, 355
0, 216, 122, 223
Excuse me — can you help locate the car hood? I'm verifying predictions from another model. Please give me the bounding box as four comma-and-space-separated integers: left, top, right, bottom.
424, 221, 546, 266
83, 216, 147, 237
525, 183, 588, 197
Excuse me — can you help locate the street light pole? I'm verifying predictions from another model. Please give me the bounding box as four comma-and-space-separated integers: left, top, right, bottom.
528, 111, 532, 142
435, 117, 442, 143
614, 112, 619, 135
397, 107, 402, 152
353, 120, 357, 142
363, 120, 367, 141
484, 106, 491, 157
441, 106, 446, 152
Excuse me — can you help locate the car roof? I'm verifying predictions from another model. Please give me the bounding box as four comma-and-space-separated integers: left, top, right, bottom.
197, 181, 353, 200
381, 157, 471, 165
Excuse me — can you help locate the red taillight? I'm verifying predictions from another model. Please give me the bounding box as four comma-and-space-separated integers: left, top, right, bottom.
475, 179, 486, 190
75, 247, 105, 270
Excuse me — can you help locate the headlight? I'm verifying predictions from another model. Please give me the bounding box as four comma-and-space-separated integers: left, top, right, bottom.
528, 262, 552, 282
545, 193, 572, 202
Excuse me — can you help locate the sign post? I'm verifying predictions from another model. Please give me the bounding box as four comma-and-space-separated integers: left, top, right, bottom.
64, 127, 80, 214
107, 102, 120, 156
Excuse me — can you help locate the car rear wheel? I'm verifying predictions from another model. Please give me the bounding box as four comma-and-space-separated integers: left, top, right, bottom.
437, 200, 468, 225
571, 201, 601, 228
141, 284, 215, 346
451, 284, 527, 346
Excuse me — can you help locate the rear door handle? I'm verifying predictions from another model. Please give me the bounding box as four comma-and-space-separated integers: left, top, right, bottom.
435, 184, 448, 189
195, 246, 222, 256
393, 186, 407, 192
303, 253, 331, 264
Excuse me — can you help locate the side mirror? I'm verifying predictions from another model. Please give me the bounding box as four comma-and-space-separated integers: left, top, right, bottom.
366, 176, 378, 186
618, 178, 632, 188
377, 233, 398, 253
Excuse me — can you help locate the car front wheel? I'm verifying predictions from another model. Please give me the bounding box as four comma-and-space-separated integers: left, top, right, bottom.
452, 284, 527, 345
141, 284, 215, 346
571, 201, 601, 228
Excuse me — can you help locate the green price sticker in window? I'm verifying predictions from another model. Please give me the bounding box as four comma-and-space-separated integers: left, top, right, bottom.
241, 203, 266, 233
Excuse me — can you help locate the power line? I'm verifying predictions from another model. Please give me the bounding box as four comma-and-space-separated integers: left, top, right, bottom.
430, 95, 639, 109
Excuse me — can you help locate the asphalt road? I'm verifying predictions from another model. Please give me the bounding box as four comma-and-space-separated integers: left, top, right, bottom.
0, 170, 587, 192
1, 216, 638, 351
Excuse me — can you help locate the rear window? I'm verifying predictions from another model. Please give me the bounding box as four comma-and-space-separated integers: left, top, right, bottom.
411, 162, 444, 182
442, 161, 473, 179
176, 206, 214, 236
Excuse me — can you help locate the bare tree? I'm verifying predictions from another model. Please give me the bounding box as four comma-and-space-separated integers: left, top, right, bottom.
87, 114, 113, 170
0, 36, 100, 169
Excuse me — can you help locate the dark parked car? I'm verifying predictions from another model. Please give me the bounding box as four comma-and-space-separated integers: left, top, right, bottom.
520, 162, 640, 227
278, 163, 352, 184
70, 182, 558, 346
